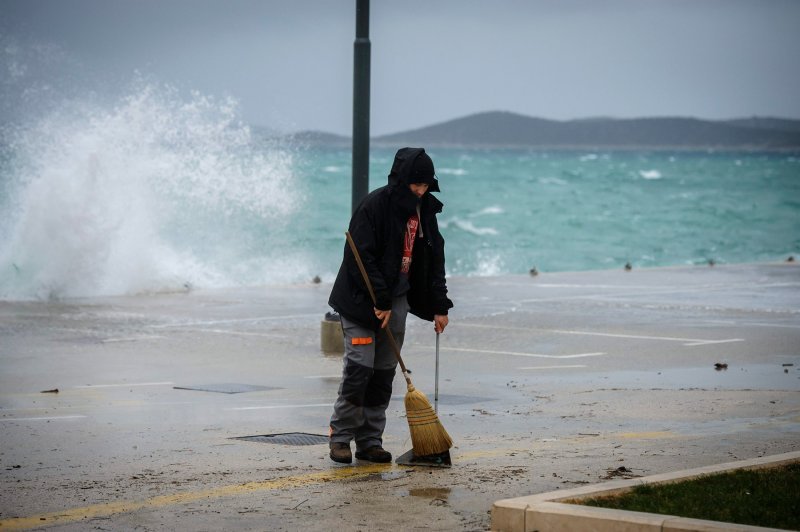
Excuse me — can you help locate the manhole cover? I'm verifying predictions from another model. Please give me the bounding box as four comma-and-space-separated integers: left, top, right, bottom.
173, 383, 280, 394
233, 433, 329, 446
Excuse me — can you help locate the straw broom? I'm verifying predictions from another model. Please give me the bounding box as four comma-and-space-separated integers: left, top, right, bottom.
345, 232, 453, 456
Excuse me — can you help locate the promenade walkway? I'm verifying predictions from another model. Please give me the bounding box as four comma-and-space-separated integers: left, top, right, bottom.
1, 262, 798, 530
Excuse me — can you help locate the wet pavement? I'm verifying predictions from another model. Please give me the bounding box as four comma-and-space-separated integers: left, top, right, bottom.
1, 262, 799, 530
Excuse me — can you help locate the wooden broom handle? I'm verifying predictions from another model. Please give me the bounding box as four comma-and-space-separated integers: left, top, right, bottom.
345, 231, 410, 375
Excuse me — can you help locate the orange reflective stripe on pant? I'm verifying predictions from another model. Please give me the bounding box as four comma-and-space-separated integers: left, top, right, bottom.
351, 337, 373, 345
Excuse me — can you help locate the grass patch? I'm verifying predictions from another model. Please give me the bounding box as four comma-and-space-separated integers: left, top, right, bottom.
574, 462, 800, 530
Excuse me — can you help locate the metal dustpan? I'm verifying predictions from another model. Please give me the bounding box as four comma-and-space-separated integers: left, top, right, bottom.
396, 332, 452, 468
396, 448, 452, 468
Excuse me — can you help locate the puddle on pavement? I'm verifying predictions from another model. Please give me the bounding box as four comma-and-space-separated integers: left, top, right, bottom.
637, 364, 798, 389
408, 487, 451, 499
379, 470, 407, 481
355, 470, 408, 482
395, 485, 473, 506
434, 394, 496, 405
560, 364, 800, 390
677, 415, 800, 436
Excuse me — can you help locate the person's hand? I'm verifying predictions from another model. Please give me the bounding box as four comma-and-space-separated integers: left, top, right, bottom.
434, 314, 449, 333
374, 308, 392, 329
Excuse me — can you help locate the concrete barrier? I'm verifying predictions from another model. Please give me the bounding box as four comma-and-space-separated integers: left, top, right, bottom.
492, 451, 800, 532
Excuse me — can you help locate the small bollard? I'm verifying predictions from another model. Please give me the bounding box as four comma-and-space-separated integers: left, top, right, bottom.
321, 312, 344, 354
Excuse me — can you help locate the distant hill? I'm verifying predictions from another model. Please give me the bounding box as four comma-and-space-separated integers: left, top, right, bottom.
723, 117, 800, 133
371, 111, 800, 149
288, 130, 350, 147
285, 112, 800, 149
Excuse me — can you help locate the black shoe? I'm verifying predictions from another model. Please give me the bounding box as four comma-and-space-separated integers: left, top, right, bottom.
355, 446, 392, 463
329, 442, 352, 464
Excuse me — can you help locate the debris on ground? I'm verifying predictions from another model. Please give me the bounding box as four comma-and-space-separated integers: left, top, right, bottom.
601, 466, 641, 480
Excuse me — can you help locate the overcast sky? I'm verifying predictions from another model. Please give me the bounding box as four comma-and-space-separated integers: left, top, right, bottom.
2, 0, 799, 136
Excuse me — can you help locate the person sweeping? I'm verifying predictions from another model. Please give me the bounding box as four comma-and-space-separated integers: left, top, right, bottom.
328, 147, 454, 464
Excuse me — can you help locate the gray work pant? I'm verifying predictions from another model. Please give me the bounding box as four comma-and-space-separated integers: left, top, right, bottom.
329, 295, 408, 451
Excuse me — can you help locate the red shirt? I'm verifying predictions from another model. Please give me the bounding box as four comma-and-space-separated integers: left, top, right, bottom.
400, 214, 419, 275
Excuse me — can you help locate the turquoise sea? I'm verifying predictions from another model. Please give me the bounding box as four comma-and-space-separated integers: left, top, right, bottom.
1, 86, 798, 300
300, 146, 800, 276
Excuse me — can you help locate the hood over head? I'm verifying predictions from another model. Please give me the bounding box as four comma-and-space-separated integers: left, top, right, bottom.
387, 147, 440, 193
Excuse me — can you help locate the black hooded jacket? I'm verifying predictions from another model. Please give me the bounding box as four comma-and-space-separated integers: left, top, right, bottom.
328, 148, 454, 328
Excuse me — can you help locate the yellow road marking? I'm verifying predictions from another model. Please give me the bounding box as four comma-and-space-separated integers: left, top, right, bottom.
0, 463, 391, 531
1, 431, 685, 529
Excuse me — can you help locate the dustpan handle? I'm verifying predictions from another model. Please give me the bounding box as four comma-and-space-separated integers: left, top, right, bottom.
345, 232, 410, 376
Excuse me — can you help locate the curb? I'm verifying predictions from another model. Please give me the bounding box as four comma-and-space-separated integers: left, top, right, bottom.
491, 450, 800, 532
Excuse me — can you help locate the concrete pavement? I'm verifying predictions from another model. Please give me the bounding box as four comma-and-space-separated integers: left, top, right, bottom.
1, 262, 798, 530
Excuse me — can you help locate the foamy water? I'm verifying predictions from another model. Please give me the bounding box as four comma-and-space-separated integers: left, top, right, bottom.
639, 169, 663, 180
0, 81, 298, 299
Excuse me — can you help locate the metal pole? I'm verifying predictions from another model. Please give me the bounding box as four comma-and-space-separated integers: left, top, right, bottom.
351, 0, 370, 213
435, 332, 440, 414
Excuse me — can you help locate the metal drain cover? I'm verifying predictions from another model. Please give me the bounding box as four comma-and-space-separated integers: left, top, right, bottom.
233, 433, 329, 446
173, 383, 280, 394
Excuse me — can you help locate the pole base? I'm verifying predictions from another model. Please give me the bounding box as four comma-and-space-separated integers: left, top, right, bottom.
395, 448, 452, 468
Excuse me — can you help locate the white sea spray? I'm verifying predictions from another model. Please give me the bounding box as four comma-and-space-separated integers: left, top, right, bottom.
639, 169, 663, 180
0, 81, 299, 300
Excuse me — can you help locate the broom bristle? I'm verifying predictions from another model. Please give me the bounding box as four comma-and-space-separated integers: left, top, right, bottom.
405, 385, 452, 456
